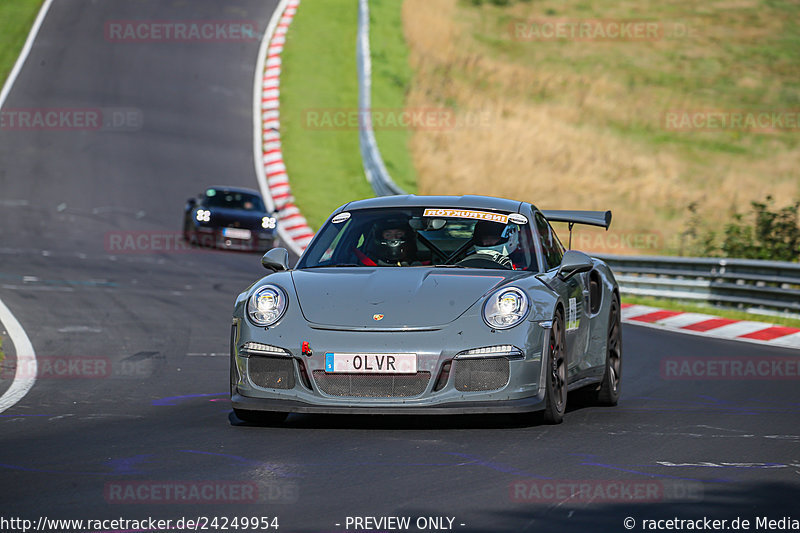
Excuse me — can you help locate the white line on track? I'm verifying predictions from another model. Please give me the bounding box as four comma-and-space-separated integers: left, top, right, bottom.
0, 298, 37, 413
0, 0, 55, 412
0, 0, 55, 110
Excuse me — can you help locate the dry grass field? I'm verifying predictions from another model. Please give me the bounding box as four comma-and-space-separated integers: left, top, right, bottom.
402, 0, 800, 255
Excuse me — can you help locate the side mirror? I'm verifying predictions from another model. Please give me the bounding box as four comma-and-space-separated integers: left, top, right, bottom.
262, 247, 289, 272
186, 197, 197, 208
557, 250, 593, 280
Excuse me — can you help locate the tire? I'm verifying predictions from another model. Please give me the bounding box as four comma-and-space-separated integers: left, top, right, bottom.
543, 309, 568, 424
230, 355, 237, 396
595, 293, 622, 406
182, 219, 193, 243
233, 409, 288, 425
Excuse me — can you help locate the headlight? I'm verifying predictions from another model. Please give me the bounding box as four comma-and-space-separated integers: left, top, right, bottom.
195, 209, 211, 222
456, 345, 523, 359
483, 287, 529, 329
247, 285, 288, 326
262, 216, 277, 229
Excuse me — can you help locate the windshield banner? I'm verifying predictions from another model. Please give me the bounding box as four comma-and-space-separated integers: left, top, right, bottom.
423, 208, 508, 224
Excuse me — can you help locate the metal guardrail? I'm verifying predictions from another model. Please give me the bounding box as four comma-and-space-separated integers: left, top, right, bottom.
356, 0, 406, 197
596, 254, 800, 316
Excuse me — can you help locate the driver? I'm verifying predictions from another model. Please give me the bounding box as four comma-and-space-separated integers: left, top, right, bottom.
362, 219, 418, 266
471, 220, 519, 268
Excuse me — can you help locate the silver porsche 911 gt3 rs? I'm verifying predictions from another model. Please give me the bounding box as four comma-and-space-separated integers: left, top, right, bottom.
230, 195, 622, 424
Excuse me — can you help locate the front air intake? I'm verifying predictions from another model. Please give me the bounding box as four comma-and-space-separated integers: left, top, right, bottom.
312, 371, 431, 398
248, 356, 295, 390
453, 358, 510, 392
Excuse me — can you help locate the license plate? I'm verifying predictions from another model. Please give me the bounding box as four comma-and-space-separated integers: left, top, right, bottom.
324, 353, 417, 374
222, 227, 251, 240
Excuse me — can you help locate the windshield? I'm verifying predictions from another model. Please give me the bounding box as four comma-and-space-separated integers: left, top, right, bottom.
298, 207, 538, 271
203, 189, 265, 212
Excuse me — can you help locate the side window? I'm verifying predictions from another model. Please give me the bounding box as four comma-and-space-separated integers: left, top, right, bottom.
535, 213, 564, 270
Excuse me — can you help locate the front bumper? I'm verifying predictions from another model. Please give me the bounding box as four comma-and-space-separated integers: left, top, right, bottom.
194, 227, 275, 251
231, 391, 546, 415
231, 315, 551, 415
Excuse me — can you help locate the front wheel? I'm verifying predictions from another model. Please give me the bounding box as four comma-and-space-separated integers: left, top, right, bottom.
543, 309, 568, 424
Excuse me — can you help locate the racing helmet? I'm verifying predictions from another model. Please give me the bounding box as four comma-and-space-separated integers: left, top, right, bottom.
371, 218, 415, 262
473, 220, 519, 256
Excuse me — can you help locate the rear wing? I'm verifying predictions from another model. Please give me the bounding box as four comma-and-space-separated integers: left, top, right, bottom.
540, 209, 612, 250
541, 210, 612, 230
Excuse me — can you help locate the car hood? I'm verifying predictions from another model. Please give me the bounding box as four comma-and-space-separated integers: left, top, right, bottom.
291, 268, 523, 328
207, 208, 267, 229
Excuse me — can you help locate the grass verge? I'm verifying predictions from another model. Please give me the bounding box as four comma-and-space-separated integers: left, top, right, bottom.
403, 0, 800, 255
622, 295, 800, 330
0, 0, 43, 86
279, 0, 416, 229
279, 0, 371, 229
369, 0, 417, 194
